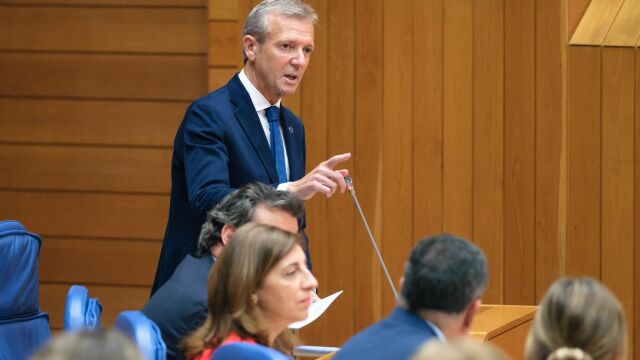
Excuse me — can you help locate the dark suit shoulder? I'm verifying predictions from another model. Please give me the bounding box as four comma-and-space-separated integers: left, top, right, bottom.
333, 308, 437, 360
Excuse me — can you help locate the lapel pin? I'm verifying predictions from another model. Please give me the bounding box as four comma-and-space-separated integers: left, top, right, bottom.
288, 126, 294, 134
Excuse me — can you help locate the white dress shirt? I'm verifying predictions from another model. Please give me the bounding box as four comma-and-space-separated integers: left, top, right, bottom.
238, 70, 291, 185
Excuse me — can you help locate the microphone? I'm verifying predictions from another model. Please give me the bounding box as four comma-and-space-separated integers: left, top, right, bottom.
344, 176, 399, 299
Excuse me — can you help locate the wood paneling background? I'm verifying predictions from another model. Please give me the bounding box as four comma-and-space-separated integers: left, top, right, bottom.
2, 0, 639, 358
0, 0, 209, 332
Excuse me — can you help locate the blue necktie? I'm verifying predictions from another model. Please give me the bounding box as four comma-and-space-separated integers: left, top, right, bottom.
265, 106, 287, 184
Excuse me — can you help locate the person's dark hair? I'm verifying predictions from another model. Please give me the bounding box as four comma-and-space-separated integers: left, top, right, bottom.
242, 0, 318, 64
401, 233, 488, 314
183, 223, 303, 356
30, 329, 144, 360
525, 277, 627, 360
196, 182, 304, 256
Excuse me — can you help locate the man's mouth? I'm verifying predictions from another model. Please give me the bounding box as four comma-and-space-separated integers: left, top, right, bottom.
284, 75, 298, 81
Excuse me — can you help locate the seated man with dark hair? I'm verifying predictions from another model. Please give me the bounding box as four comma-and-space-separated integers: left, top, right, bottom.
333, 233, 489, 360
142, 182, 304, 360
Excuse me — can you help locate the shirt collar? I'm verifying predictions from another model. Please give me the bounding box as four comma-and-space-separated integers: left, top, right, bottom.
424, 320, 447, 342
239, 69, 281, 112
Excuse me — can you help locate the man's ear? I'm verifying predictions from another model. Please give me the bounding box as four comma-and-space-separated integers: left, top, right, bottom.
220, 224, 237, 246
462, 298, 481, 333
243, 35, 259, 62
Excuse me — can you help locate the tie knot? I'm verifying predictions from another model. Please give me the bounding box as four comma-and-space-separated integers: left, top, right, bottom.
265, 106, 279, 124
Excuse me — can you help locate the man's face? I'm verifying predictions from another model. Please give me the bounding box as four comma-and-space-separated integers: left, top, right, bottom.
251, 204, 299, 234
244, 14, 314, 104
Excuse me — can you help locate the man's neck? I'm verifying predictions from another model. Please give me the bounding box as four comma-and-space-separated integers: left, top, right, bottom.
416, 309, 462, 341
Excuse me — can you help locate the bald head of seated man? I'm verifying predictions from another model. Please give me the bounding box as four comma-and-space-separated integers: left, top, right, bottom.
333, 234, 489, 360
142, 182, 303, 360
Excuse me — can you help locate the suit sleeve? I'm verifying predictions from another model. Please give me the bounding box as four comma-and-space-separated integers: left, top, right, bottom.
182, 102, 235, 214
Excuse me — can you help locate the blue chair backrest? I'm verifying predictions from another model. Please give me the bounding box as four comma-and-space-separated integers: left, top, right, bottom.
115, 311, 166, 360
212, 343, 291, 360
0, 220, 51, 359
64, 285, 103, 331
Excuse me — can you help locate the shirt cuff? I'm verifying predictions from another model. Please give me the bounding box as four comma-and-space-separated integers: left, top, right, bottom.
277, 182, 291, 191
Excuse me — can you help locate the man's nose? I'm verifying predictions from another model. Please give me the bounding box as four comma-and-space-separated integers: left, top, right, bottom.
290, 49, 307, 67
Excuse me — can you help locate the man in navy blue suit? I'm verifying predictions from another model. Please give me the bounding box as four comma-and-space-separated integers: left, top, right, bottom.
334, 234, 489, 360
143, 183, 304, 360
152, 0, 350, 293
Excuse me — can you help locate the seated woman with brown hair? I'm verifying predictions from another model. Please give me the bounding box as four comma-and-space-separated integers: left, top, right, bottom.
525, 277, 627, 360
181, 223, 318, 359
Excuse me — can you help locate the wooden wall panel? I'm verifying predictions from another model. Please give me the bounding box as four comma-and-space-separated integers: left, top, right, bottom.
209, 22, 240, 66
209, 0, 238, 20
0, 53, 207, 101
381, 0, 413, 313
353, 0, 383, 332
566, 46, 601, 278
1, 0, 205, 5
0, 98, 185, 146
504, 0, 535, 305
443, 0, 473, 239
296, 0, 328, 346
412, 0, 443, 239
472, 0, 504, 304
40, 238, 160, 286
0, 145, 171, 193
315, 0, 355, 346
0, 191, 168, 240
601, 47, 635, 357
635, 47, 640, 360
0, 6, 207, 53
534, 0, 566, 300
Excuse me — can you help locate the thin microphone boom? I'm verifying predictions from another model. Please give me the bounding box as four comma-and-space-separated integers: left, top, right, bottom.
344, 176, 399, 299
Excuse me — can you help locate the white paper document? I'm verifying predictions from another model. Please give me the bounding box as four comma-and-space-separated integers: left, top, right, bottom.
289, 290, 343, 329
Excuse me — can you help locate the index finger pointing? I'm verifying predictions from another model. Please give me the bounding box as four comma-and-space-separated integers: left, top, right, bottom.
322, 153, 351, 169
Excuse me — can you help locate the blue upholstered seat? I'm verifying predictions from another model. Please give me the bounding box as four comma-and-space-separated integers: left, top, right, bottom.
64, 285, 103, 331
0, 220, 51, 359
115, 310, 166, 360
212, 343, 291, 360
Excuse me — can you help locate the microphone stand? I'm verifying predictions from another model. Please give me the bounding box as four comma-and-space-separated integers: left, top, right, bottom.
344, 176, 399, 299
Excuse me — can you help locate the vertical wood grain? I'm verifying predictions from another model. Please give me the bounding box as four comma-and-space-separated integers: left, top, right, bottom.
472, 0, 505, 304
535, 0, 566, 301
635, 45, 640, 360
412, 0, 443, 240
382, 0, 413, 313
353, 0, 383, 332
635, 46, 640, 360
566, 45, 601, 278
301, 0, 356, 347
298, 1, 328, 344
601, 47, 635, 358
504, 0, 536, 305
443, 0, 474, 239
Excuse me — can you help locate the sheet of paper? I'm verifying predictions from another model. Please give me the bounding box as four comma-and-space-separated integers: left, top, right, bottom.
289, 290, 343, 329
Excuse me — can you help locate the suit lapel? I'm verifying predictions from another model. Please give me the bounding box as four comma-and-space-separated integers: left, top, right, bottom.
281, 110, 301, 180
227, 75, 278, 183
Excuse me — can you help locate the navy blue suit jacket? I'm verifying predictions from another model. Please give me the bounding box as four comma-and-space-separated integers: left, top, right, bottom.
142, 255, 215, 360
152, 74, 306, 293
333, 307, 439, 360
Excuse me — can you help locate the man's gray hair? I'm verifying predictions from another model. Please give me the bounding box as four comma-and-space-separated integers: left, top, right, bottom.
196, 182, 304, 256
242, 0, 318, 64
401, 234, 488, 314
